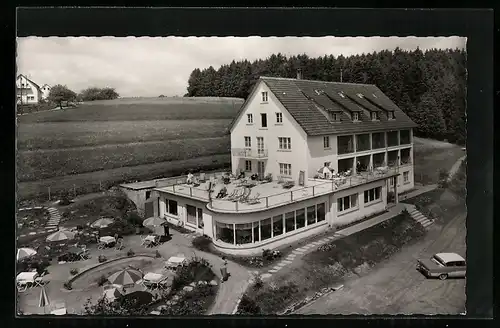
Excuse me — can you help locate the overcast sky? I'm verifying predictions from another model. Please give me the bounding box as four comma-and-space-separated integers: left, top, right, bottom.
17, 36, 466, 97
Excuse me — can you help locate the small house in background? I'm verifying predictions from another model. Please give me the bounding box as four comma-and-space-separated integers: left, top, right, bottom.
119, 181, 159, 218
16, 74, 43, 104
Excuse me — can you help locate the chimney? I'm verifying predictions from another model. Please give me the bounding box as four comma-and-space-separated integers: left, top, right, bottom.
296, 68, 302, 80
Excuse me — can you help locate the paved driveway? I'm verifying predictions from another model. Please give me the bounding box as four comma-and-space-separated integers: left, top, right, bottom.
296, 212, 466, 315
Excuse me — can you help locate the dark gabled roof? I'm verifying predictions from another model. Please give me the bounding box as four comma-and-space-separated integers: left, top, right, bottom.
17, 74, 41, 91
259, 76, 417, 136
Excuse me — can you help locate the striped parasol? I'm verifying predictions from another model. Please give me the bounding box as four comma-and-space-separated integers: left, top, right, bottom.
46, 230, 75, 242
143, 216, 166, 227
38, 286, 50, 308
91, 218, 114, 229
17, 247, 37, 261
107, 268, 143, 287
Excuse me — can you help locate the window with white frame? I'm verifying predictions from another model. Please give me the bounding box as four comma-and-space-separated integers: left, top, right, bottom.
323, 136, 330, 149
352, 112, 360, 121
247, 114, 253, 124
165, 198, 178, 216
390, 177, 396, 187
278, 137, 291, 150
245, 160, 252, 172
364, 187, 382, 203
388, 111, 396, 120
329, 112, 340, 122
276, 112, 283, 123
337, 194, 358, 212
244, 136, 251, 148
262, 91, 268, 102
371, 112, 380, 121
403, 171, 410, 183
279, 163, 292, 176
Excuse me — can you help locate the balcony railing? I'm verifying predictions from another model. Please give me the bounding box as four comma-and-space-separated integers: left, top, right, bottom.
231, 148, 269, 159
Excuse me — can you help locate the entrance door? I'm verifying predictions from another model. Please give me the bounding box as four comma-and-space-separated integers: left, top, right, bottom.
257, 161, 265, 179
257, 137, 264, 156
144, 201, 154, 218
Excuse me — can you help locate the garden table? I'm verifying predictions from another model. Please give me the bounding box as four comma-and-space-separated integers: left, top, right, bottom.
16, 272, 38, 289
143, 272, 164, 290
165, 256, 187, 270
99, 236, 116, 245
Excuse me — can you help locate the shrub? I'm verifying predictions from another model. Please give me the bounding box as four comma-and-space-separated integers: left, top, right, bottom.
70, 268, 79, 275
63, 281, 73, 290
126, 212, 143, 227
98, 255, 107, 263
237, 294, 261, 315
252, 275, 263, 290
192, 235, 212, 252
58, 252, 80, 262
127, 249, 135, 257
438, 168, 449, 188
59, 191, 71, 206
96, 274, 108, 286
17, 255, 51, 275
171, 257, 214, 291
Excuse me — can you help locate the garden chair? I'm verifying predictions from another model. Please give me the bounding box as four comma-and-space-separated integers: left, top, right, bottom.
239, 189, 252, 203
225, 189, 236, 199
34, 272, 46, 287
230, 188, 246, 202
199, 173, 206, 182
157, 277, 170, 290
97, 242, 106, 250
17, 281, 28, 292
140, 235, 147, 246
277, 176, 285, 184
246, 193, 261, 205
227, 189, 243, 201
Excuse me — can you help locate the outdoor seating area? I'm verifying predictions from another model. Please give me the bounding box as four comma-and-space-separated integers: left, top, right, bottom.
157, 168, 398, 213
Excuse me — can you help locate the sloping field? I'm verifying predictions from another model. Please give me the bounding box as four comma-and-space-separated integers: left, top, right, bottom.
18, 137, 229, 181
413, 137, 465, 185
17, 97, 240, 200
17, 119, 230, 150
18, 100, 243, 123
18, 154, 231, 201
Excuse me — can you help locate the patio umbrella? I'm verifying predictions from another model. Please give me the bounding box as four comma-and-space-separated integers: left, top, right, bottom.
46, 230, 75, 242
108, 268, 143, 287
17, 247, 37, 261
91, 218, 114, 229
143, 216, 166, 227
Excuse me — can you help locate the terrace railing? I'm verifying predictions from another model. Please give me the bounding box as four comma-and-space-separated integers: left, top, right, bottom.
231, 148, 269, 159
206, 167, 400, 213
337, 144, 354, 155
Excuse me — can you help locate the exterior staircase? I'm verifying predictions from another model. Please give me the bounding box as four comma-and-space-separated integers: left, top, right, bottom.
404, 204, 433, 229
46, 207, 62, 230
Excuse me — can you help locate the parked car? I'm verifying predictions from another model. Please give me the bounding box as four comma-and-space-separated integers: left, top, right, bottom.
416, 252, 466, 280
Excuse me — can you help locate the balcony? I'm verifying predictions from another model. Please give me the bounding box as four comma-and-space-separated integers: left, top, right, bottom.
231, 148, 269, 159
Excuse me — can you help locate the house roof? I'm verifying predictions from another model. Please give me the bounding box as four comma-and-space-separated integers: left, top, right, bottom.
41, 84, 51, 88
17, 74, 41, 91
229, 76, 417, 136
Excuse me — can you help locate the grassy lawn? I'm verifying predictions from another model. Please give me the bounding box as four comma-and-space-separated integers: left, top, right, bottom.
238, 211, 427, 314
18, 154, 230, 202
413, 137, 465, 185
405, 159, 466, 226
18, 99, 242, 123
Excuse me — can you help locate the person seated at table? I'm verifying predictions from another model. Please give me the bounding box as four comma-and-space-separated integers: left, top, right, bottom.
216, 186, 227, 199
186, 172, 194, 184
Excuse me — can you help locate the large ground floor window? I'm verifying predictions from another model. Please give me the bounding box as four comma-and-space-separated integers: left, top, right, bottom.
164, 198, 178, 216
214, 202, 327, 246
186, 204, 204, 229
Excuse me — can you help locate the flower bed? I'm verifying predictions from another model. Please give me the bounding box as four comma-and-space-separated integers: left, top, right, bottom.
16, 207, 50, 235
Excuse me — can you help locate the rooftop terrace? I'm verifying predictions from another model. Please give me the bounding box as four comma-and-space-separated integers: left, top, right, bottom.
154, 167, 400, 213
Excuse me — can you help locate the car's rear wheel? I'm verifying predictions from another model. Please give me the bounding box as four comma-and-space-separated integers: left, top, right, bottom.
439, 274, 448, 280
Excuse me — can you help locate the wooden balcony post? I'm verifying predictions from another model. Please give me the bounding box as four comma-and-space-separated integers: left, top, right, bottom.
290, 192, 293, 202
266, 197, 269, 208
313, 186, 315, 196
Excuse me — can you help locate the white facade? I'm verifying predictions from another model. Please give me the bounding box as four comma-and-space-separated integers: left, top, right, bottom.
16, 75, 42, 104
230, 81, 309, 184
230, 80, 415, 193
